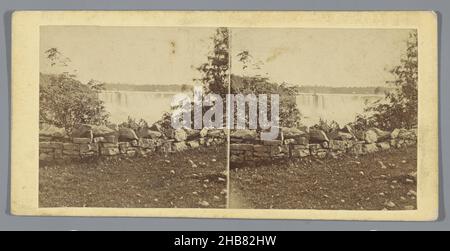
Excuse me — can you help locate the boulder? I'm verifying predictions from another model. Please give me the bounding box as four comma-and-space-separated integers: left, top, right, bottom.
309, 130, 329, 143
230, 144, 254, 151
391, 128, 401, 139
149, 123, 163, 133
92, 125, 116, 137
106, 123, 119, 131
371, 128, 391, 141
172, 129, 187, 142
364, 129, 378, 143
364, 143, 379, 153
281, 127, 306, 139
187, 140, 200, 149
137, 127, 162, 139
199, 128, 209, 137
230, 129, 257, 140
118, 128, 139, 141
172, 142, 188, 152
71, 124, 93, 138
73, 138, 92, 144
39, 124, 67, 138
184, 128, 201, 139
207, 129, 225, 138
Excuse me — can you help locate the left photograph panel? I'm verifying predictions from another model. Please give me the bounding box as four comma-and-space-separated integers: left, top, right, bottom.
38, 26, 229, 208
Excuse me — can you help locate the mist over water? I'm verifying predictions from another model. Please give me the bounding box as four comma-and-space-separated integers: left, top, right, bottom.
99, 91, 384, 127
98, 91, 176, 124
296, 93, 384, 127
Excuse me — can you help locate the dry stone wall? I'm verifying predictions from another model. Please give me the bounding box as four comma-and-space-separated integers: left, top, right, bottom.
39, 124, 227, 162
230, 127, 417, 164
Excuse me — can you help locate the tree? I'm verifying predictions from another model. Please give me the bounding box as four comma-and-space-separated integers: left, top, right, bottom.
40, 74, 110, 134
196, 28, 229, 96
40, 48, 109, 134
365, 32, 418, 130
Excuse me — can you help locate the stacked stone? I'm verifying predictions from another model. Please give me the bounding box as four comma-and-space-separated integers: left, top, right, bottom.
229, 127, 418, 164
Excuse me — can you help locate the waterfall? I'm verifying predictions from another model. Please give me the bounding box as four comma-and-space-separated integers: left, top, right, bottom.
98, 91, 177, 124
296, 93, 384, 126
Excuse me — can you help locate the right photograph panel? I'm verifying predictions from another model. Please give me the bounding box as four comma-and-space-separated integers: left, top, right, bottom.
229, 28, 418, 210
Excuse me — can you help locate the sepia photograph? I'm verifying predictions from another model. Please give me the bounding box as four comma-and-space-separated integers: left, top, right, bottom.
38, 26, 229, 209
10, 11, 438, 220
229, 28, 419, 210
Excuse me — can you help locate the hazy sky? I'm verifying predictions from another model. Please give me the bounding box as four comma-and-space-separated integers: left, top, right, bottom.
231, 28, 413, 87
41, 26, 414, 87
40, 26, 215, 85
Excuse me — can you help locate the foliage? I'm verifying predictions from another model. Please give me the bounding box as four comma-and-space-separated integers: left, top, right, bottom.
119, 116, 149, 130
231, 75, 302, 128
365, 32, 418, 130
196, 28, 230, 96
40, 74, 110, 134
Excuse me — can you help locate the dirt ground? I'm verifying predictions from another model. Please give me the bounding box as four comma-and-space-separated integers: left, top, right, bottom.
230, 146, 417, 210
39, 145, 227, 208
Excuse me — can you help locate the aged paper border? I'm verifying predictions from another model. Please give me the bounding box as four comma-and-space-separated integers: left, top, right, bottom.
11, 11, 438, 221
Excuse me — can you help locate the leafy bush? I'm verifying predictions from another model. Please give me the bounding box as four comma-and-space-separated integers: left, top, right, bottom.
40, 73, 109, 134
231, 75, 302, 128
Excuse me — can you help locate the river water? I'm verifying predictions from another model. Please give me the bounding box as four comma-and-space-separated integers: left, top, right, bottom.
99, 91, 384, 127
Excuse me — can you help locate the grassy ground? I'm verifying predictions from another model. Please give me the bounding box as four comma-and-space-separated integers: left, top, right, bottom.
230, 146, 417, 210
40, 145, 227, 208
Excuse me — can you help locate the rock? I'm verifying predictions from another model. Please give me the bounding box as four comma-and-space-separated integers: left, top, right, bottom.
377, 142, 391, 150
93, 137, 106, 143
39, 124, 67, 138
40, 142, 63, 149
296, 137, 309, 145
404, 205, 415, 210
137, 128, 162, 139
100, 147, 119, 156
149, 123, 163, 133
91, 125, 115, 137
73, 138, 92, 144
106, 123, 119, 131
231, 144, 253, 151
372, 128, 391, 141
172, 129, 187, 142
284, 139, 296, 145
291, 145, 310, 158
364, 143, 378, 153
184, 128, 201, 139
384, 201, 396, 208
309, 130, 329, 143
172, 142, 188, 152
71, 124, 93, 138
199, 128, 209, 137
187, 140, 200, 149
364, 129, 378, 143
263, 140, 282, 146
378, 161, 388, 169
230, 129, 257, 140
336, 132, 354, 140
118, 128, 139, 141
408, 190, 417, 196
406, 178, 415, 184
105, 135, 118, 143
398, 129, 417, 140
213, 196, 220, 201
207, 129, 225, 138
281, 127, 306, 139
199, 201, 210, 207
391, 128, 401, 139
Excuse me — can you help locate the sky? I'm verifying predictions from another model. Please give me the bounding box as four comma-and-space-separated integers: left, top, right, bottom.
40, 26, 215, 85
231, 28, 413, 87
41, 26, 414, 87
